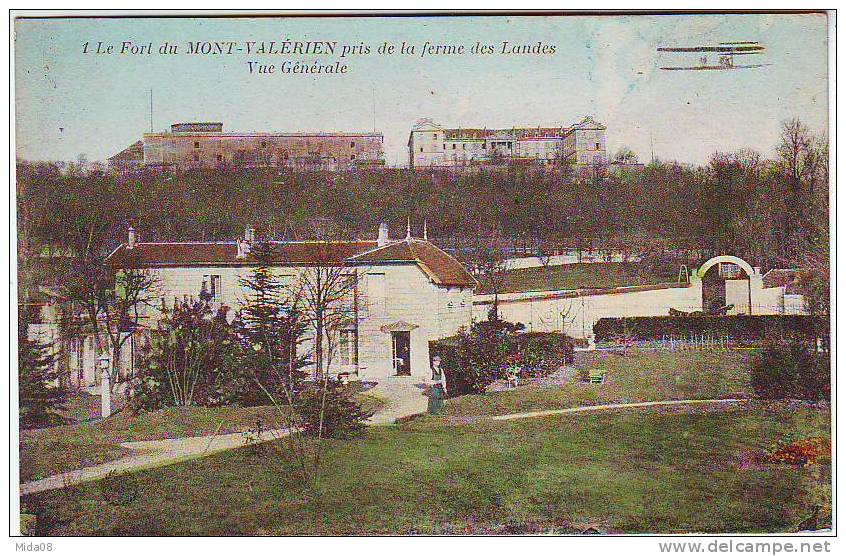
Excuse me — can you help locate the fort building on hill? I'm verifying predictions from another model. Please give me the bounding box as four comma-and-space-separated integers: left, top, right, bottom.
109, 122, 385, 171
407, 116, 607, 168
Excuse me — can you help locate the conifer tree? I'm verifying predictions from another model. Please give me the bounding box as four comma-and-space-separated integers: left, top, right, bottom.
237, 240, 307, 405
18, 317, 67, 428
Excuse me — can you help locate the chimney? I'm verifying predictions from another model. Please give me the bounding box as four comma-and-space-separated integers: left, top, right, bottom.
405, 217, 412, 242
377, 223, 390, 247
127, 227, 137, 250
236, 238, 248, 259
423, 219, 428, 241
245, 226, 256, 244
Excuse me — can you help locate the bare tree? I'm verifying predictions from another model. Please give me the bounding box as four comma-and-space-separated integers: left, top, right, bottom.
294, 229, 362, 379
777, 118, 829, 264
240, 223, 369, 482
57, 254, 160, 392
464, 227, 511, 320
614, 146, 639, 164
793, 232, 830, 317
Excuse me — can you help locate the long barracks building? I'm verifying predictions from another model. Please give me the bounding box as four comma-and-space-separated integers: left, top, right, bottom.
109, 122, 385, 171
407, 115, 607, 168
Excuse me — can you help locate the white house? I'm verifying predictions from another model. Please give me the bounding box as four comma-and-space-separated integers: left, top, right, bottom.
96, 223, 475, 385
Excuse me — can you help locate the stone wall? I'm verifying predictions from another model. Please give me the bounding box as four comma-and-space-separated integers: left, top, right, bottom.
473, 284, 703, 338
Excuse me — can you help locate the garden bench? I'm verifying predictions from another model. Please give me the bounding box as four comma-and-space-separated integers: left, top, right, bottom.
588, 370, 606, 384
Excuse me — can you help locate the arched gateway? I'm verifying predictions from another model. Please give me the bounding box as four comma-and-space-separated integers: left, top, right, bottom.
696, 255, 757, 315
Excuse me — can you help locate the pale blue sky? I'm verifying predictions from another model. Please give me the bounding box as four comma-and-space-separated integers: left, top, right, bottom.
14, 13, 829, 166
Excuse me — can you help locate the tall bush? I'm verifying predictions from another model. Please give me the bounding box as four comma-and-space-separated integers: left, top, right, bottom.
132, 298, 244, 410
751, 335, 830, 401
236, 240, 309, 406
431, 318, 574, 396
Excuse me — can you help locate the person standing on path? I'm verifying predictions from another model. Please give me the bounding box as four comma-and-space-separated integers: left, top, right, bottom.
427, 355, 448, 414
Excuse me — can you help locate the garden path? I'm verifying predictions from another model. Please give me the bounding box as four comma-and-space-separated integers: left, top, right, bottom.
490, 398, 751, 421
20, 428, 288, 496
366, 378, 431, 425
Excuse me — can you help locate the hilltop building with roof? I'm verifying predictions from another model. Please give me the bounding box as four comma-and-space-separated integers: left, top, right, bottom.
109, 122, 385, 171
407, 116, 607, 168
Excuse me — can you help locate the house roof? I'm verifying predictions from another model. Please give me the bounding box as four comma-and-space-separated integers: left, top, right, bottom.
410, 116, 605, 142
349, 239, 477, 287
107, 238, 477, 289
108, 140, 144, 163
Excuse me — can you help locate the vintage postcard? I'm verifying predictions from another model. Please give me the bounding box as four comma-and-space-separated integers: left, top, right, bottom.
11, 8, 834, 544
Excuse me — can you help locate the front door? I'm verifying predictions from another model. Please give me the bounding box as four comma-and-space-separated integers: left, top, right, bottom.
392, 331, 411, 376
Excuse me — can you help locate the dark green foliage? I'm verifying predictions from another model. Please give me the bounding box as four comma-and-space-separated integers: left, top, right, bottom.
593, 315, 829, 344
430, 318, 575, 396
18, 319, 68, 429
518, 332, 576, 370
432, 319, 522, 395
294, 379, 374, 439
236, 240, 308, 405
132, 298, 245, 410
751, 336, 830, 401
15, 119, 829, 272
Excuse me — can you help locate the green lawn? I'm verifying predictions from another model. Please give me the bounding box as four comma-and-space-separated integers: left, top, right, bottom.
20, 391, 385, 483
444, 350, 753, 417
477, 262, 679, 294
22, 404, 830, 535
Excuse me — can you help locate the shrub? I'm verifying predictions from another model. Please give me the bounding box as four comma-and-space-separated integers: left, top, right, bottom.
515, 333, 575, 376
751, 336, 830, 401
294, 379, 374, 439
430, 318, 575, 396
131, 299, 246, 411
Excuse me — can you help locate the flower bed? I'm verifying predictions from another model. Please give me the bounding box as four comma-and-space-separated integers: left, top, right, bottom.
766, 436, 831, 466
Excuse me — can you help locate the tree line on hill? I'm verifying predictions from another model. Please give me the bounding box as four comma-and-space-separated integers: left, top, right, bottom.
17, 117, 827, 294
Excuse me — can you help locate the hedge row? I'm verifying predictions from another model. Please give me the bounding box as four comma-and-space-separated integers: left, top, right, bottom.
593, 315, 829, 343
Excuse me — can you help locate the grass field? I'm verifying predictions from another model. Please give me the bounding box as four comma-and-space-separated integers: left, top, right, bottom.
22, 404, 830, 535
20, 392, 385, 483
477, 262, 679, 294
443, 350, 754, 418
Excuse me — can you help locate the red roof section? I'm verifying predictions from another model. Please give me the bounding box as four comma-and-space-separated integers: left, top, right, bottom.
443, 127, 571, 140
350, 239, 477, 287
107, 239, 476, 289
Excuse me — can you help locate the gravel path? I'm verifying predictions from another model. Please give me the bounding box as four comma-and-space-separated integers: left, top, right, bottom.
366, 379, 430, 425
20, 428, 289, 496
21, 381, 430, 496
489, 398, 751, 421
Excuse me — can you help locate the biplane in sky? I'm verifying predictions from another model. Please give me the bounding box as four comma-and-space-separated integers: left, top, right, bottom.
658, 41, 769, 70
